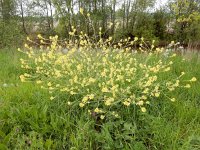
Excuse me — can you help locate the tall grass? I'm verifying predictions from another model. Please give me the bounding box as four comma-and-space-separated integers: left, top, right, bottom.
0, 48, 200, 150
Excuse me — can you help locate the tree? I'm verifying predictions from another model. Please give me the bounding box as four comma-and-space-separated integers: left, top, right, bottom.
170, 0, 200, 43
0, 0, 16, 22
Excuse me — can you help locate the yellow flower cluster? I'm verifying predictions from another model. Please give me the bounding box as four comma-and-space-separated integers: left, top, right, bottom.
19, 33, 197, 118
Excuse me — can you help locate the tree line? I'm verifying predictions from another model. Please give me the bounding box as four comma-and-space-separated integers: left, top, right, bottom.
1, 0, 200, 48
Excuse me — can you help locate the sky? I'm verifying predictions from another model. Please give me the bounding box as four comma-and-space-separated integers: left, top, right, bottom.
156, 0, 168, 8
21, 0, 169, 16
116, 0, 169, 11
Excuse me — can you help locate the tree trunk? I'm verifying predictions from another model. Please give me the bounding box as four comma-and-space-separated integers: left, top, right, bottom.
49, 0, 54, 28
20, 0, 27, 34
44, 0, 51, 29
111, 0, 116, 35
123, 0, 126, 31
126, 0, 131, 29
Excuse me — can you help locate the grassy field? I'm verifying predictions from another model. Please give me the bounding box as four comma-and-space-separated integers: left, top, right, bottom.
0, 48, 200, 150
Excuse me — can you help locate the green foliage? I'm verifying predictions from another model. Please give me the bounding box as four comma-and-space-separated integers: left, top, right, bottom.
133, 13, 156, 40
54, 17, 68, 38
0, 48, 200, 149
171, 0, 200, 43
153, 9, 169, 40
0, 20, 25, 48
0, 0, 16, 21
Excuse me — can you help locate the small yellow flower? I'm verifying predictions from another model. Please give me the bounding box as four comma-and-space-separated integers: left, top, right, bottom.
171, 41, 175, 44
141, 107, 146, 113
108, 22, 113, 28
181, 72, 185, 75
20, 75, 25, 82
105, 100, 111, 106
17, 48, 21, 52
79, 103, 85, 108
164, 67, 170, 72
47, 82, 52, 87
170, 98, 176, 102
94, 108, 100, 113
77, 64, 82, 71
184, 84, 191, 88
87, 13, 90, 17
146, 101, 150, 104
67, 101, 72, 105
80, 8, 84, 14
100, 115, 105, 120
102, 87, 109, 93
56, 84, 60, 87
88, 110, 91, 114
123, 101, 130, 106
36, 80, 42, 84
101, 71, 106, 77
108, 37, 112, 41
88, 78, 96, 83
137, 101, 144, 106
104, 97, 114, 106
82, 96, 89, 103
171, 54, 177, 57
134, 37, 138, 41
190, 77, 197, 82
88, 94, 95, 99
114, 114, 119, 118
27, 36, 31, 41
50, 96, 55, 100
37, 34, 43, 39
143, 88, 149, 94
24, 43, 29, 48
141, 95, 147, 100
69, 32, 75, 36
155, 92, 160, 98
70, 91, 76, 95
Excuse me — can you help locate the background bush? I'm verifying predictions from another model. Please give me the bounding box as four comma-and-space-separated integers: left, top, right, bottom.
0, 20, 25, 48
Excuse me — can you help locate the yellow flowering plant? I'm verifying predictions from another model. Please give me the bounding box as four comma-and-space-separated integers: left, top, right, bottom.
18, 11, 197, 119
18, 31, 197, 119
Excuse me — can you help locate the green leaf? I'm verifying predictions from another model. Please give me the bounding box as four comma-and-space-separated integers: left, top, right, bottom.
0, 131, 6, 139
45, 139, 53, 149
0, 143, 8, 150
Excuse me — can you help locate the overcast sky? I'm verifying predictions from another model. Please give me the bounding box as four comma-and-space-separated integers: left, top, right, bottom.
156, 0, 168, 8
116, 0, 169, 11
22, 0, 169, 16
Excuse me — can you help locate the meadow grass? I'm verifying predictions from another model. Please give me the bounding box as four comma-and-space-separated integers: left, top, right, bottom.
0, 48, 200, 150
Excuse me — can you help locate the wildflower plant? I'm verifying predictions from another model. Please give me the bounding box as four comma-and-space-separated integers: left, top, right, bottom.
18, 9, 197, 119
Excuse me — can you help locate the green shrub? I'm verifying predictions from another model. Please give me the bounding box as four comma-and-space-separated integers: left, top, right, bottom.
0, 20, 25, 48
